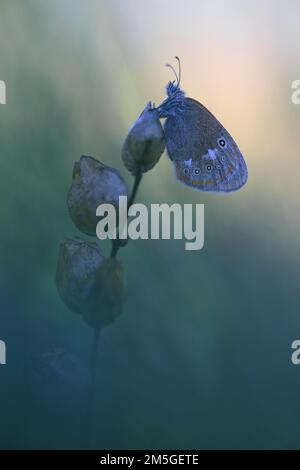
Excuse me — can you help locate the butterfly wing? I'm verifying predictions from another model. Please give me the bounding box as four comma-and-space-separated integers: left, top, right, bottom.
164, 98, 248, 192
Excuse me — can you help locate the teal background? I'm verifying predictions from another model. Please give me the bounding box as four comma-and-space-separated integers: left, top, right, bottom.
1, 0, 300, 449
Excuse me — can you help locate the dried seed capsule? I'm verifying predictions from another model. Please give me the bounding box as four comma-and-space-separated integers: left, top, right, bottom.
56, 238, 125, 329
122, 102, 165, 175
67, 156, 128, 236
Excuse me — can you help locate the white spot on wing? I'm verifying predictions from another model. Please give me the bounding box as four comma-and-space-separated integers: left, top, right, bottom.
208, 149, 217, 160
184, 158, 193, 167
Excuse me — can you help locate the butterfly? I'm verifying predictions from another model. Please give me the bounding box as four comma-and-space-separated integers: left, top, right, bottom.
156, 57, 248, 192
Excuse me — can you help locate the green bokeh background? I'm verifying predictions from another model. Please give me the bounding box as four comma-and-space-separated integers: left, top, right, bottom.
1, 0, 300, 449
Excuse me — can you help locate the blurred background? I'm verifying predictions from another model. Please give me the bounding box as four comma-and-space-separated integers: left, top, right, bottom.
0, 0, 300, 449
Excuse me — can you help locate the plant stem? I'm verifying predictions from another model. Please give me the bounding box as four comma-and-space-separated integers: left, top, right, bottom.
128, 169, 143, 207
110, 170, 143, 258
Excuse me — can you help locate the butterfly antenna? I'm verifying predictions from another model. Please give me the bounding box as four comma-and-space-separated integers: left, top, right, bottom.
165, 61, 179, 87
175, 56, 181, 88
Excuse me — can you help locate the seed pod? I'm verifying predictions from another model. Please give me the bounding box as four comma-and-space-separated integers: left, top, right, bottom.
122, 102, 165, 175
67, 156, 128, 236
83, 258, 126, 330
56, 237, 104, 316
56, 238, 126, 329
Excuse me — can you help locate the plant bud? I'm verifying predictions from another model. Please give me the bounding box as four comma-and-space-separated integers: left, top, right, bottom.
56, 238, 125, 329
122, 102, 165, 175
67, 156, 128, 236
83, 258, 126, 329
56, 237, 104, 316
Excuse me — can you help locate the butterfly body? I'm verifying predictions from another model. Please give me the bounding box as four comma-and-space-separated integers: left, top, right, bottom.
157, 79, 248, 192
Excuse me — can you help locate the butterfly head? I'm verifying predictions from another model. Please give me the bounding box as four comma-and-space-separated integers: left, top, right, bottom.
165, 79, 183, 97
157, 57, 185, 118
